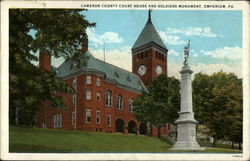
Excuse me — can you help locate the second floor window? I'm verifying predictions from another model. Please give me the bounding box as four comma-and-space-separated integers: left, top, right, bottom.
105, 90, 112, 107
96, 78, 101, 86
129, 99, 134, 112
86, 91, 92, 100
72, 78, 76, 89
116, 95, 123, 110
86, 76, 92, 85
72, 94, 76, 104
72, 111, 76, 125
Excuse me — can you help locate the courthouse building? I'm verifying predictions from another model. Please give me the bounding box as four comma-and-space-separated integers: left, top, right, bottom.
37, 11, 169, 136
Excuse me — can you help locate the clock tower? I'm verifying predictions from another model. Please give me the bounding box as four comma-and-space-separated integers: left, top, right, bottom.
132, 10, 168, 86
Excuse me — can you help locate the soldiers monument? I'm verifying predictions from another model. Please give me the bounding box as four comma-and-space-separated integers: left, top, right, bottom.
171, 40, 204, 150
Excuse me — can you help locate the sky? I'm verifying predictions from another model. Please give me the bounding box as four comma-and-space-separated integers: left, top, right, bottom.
52, 10, 242, 79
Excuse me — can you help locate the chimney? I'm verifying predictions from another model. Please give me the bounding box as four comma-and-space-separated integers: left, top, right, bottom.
39, 51, 51, 71
82, 39, 88, 53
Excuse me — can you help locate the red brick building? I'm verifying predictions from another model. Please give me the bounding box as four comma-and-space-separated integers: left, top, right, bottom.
37, 11, 169, 136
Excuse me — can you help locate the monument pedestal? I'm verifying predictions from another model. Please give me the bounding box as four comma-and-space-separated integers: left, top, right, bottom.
171, 67, 204, 150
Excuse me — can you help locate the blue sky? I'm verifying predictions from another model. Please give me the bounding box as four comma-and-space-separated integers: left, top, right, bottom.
53, 10, 242, 79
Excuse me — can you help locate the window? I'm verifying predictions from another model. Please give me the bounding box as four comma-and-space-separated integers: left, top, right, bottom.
159, 53, 162, 60
42, 122, 46, 128
86, 90, 92, 100
107, 114, 111, 127
56, 114, 60, 127
136, 54, 139, 62
72, 78, 76, 89
129, 99, 134, 112
72, 111, 76, 125
145, 51, 148, 58
86, 109, 91, 123
116, 95, 123, 110
127, 76, 131, 82
53, 115, 56, 128
96, 110, 100, 124
72, 94, 76, 104
105, 90, 112, 107
59, 114, 63, 127
162, 54, 165, 61
96, 92, 101, 101
53, 114, 63, 128
140, 52, 144, 59
96, 78, 101, 86
156, 51, 158, 58
114, 72, 119, 78
86, 76, 92, 85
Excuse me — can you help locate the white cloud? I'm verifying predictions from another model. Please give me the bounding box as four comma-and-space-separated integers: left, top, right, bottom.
99, 32, 123, 43
166, 27, 219, 37
90, 46, 132, 71
203, 46, 242, 60
168, 62, 242, 79
159, 31, 186, 45
87, 28, 123, 45
168, 50, 179, 56
191, 63, 242, 78
192, 53, 198, 57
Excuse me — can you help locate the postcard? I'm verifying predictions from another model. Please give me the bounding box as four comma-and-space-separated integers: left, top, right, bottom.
1, 0, 249, 160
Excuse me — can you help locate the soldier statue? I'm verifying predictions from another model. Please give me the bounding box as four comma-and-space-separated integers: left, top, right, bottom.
183, 40, 190, 67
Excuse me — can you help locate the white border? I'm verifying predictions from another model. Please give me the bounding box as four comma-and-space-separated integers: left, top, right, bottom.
1, 0, 249, 160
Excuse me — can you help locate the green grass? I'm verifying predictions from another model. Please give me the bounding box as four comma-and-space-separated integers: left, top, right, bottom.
199, 141, 240, 150
9, 126, 242, 153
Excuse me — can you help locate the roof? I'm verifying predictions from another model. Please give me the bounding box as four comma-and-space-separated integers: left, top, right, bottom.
132, 19, 167, 51
56, 51, 147, 93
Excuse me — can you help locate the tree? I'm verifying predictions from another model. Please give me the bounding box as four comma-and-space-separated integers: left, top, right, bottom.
133, 74, 180, 137
193, 71, 242, 147
9, 9, 95, 126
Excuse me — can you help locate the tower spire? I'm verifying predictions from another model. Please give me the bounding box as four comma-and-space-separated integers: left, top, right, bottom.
148, 9, 152, 22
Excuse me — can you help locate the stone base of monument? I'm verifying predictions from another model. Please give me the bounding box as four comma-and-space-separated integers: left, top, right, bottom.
170, 113, 204, 151
171, 142, 205, 151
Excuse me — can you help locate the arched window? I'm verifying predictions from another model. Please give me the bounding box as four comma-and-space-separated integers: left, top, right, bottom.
105, 90, 112, 107
107, 114, 111, 127
96, 110, 100, 124
116, 95, 123, 110
72, 78, 76, 89
86, 109, 91, 123
96, 92, 101, 101
129, 99, 134, 112
72, 94, 76, 104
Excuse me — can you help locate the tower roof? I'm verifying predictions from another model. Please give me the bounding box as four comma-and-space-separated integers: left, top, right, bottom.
132, 10, 167, 51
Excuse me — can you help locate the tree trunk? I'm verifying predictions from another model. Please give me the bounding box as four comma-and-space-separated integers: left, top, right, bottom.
238, 142, 241, 150
157, 127, 161, 138
15, 106, 19, 125
146, 122, 151, 136
212, 137, 216, 147
231, 141, 234, 149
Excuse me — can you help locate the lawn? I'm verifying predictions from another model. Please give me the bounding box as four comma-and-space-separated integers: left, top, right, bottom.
9, 126, 242, 153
